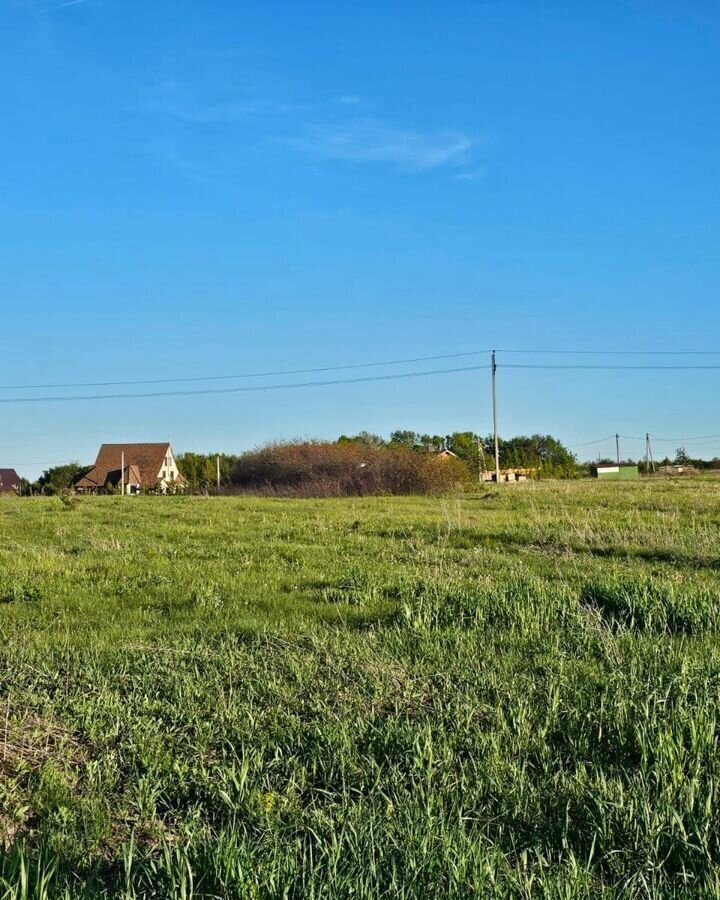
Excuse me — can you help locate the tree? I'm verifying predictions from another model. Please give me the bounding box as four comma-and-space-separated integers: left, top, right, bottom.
388, 430, 422, 450
37, 462, 87, 495
17, 478, 33, 497
388, 431, 446, 452
337, 432, 387, 448
496, 434, 578, 477
176, 452, 239, 491
674, 446, 692, 466
448, 431, 480, 460
445, 432, 484, 476
419, 434, 446, 452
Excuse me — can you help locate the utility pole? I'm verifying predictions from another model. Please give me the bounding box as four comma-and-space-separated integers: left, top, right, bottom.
216, 455, 221, 492
120, 451, 125, 496
492, 350, 501, 483
615, 433, 620, 465
477, 437, 487, 484
645, 433, 655, 474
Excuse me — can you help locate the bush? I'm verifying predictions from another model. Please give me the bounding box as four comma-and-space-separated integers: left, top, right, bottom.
36, 463, 88, 495
230, 441, 470, 497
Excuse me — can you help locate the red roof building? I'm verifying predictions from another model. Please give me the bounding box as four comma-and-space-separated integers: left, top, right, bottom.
74, 443, 184, 493
0, 469, 21, 493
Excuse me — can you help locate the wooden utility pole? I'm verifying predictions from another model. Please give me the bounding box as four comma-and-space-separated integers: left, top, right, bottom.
492, 350, 501, 483
120, 451, 125, 496
615, 433, 620, 465
216, 455, 221, 491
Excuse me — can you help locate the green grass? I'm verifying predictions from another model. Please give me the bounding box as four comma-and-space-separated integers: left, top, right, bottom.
2, 479, 720, 897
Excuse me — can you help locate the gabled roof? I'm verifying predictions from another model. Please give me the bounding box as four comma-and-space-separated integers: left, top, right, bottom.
75, 443, 183, 489
76, 463, 145, 489
124, 463, 142, 485
74, 471, 102, 489
0, 468, 21, 491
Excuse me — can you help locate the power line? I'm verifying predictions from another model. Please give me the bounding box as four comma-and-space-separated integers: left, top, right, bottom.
650, 433, 720, 443
4, 347, 720, 392
0, 350, 493, 391
8, 431, 720, 468
567, 435, 616, 448
2, 459, 85, 468
619, 432, 720, 443
498, 349, 720, 356
0, 363, 491, 405
503, 363, 720, 370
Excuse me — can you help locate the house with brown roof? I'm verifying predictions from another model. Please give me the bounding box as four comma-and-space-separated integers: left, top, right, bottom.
74, 443, 184, 494
0, 468, 21, 493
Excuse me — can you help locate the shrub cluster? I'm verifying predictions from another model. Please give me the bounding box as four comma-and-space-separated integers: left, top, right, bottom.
229, 441, 470, 497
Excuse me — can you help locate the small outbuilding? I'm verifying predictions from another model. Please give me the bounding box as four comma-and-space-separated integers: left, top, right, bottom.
591, 463, 639, 480
657, 465, 699, 477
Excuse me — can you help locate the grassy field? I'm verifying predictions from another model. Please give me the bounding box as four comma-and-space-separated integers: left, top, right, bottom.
2, 480, 720, 897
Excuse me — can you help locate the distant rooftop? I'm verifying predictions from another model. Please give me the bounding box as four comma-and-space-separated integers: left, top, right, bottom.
0, 468, 21, 492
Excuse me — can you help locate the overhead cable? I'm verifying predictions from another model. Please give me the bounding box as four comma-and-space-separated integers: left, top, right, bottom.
0, 350, 493, 391
498, 348, 720, 356
567, 435, 617, 448
0, 363, 490, 405
4, 347, 720, 392
503, 363, 720, 370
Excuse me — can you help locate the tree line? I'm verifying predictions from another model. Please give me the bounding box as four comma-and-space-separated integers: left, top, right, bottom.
28, 433, 720, 497
21, 430, 580, 496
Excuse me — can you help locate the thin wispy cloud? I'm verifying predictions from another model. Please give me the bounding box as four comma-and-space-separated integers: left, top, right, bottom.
143, 80, 322, 126
285, 120, 477, 173
141, 78, 486, 180
44, 0, 87, 11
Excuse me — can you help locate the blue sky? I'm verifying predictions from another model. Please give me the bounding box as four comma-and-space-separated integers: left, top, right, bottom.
2, 0, 720, 477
